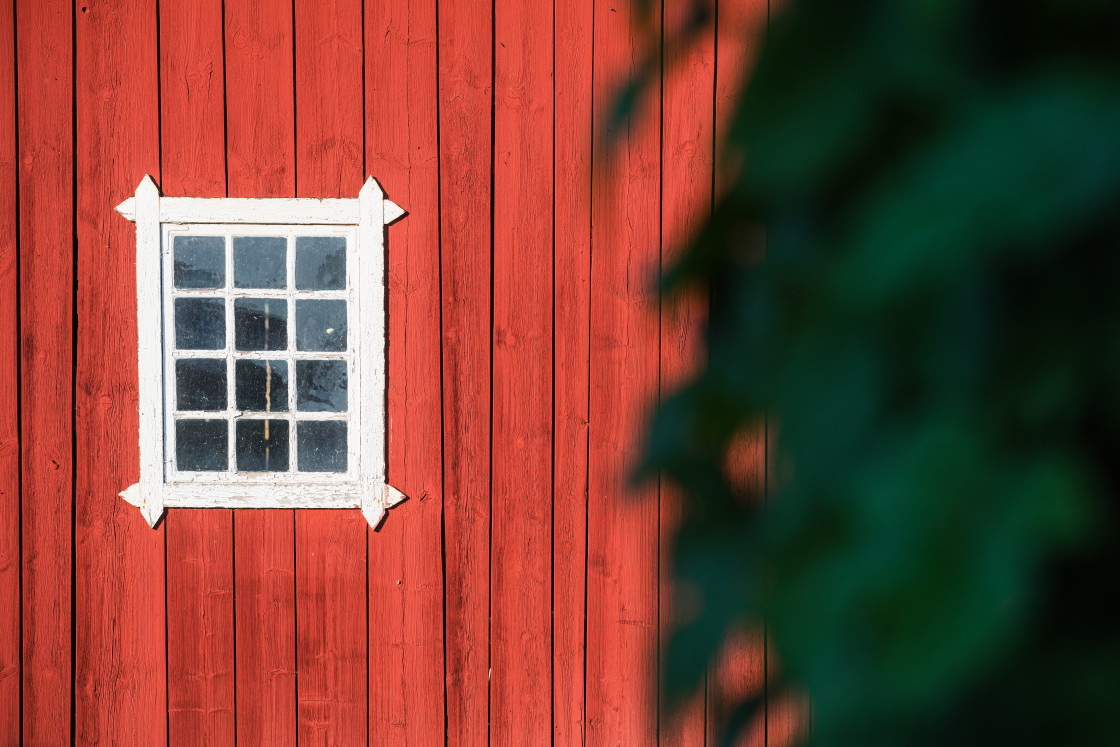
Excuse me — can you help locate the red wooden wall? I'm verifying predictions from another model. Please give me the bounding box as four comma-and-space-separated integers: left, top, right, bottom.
0, 0, 796, 744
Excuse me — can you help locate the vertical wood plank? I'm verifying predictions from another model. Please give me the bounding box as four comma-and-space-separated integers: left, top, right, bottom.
706, 1, 769, 743
165, 513, 236, 743
659, 0, 716, 744
224, 0, 298, 742
160, 0, 236, 741
160, 0, 226, 200
74, 0, 166, 741
295, 508, 368, 745
587, 0, 662, 743
707, 628, 766, 747
714, 0, 766, 194
490, 0, 553, 741
706, 427, 766, 747
365, 0, 446, 742
233, 512, 297, 745
765, 637, 809, 747
17, 0, 74, 739
552, 0, 594, 741
719, 2, 772, 743
225, 0, 296, 196
293, 0, 368, 742
438, 0, 492, 743
0, 0, 19, 740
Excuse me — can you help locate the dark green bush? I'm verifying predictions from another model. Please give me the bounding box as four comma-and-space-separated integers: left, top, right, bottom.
645, 1, 1120, 743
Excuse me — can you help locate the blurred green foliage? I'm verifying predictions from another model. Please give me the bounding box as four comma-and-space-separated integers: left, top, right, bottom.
642, 0, 1120, 744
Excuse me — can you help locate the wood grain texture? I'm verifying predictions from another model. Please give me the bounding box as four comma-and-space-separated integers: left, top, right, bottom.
708, 625, 765, 747
160, 0, 226, 200
714, 0, 767, 194
224, 0, 298, 741
74, 0, 166, 742
659, 0, 716, 744
233, 511, 297, 745
294, 510, 368, 744
17, 0, 74, 739
365, 0, 446, 741
490, 0, 553, 742
159, 0, 236, 740
293, 0, 368, 742
438, 0, 492, 744
552, 0, 594, 741
587, 0, 662, 743
165, 511, 236, 743
0, 1, 19, 741
225, 0, 295, 196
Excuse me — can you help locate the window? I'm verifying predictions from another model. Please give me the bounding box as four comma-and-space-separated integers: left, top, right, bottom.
116, 176, 406, 528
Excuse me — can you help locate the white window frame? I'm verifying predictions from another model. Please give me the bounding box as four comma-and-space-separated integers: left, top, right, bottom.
116, 175, 407, 528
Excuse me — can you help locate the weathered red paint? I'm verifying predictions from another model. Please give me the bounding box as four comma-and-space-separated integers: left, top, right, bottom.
74, 0, 166, 743
553, 0, 594, 742
17, 0, 74, 740
365, 0, 446, 741
0, 2, 19, 741
159, 0, 237, 742
439, 0, 493, 744
586, 0, 662, 742
660, 0, 716, 743
293, 0, 370, 741
491, 0, 554, 742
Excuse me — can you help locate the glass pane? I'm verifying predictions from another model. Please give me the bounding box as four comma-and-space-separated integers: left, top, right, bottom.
176, 358, 227, 411
173, 235, 225, 289
296, 359, 347, 412
297, 420, 347, 472
175, 298, 226, 350
236, 418, 289, 472
295, 299, 346, 352
295, 236, 346, 290
236, 359, 289, 412
176, 419, 228, 471
234, 236, 287, 289
235, 298, 288, 351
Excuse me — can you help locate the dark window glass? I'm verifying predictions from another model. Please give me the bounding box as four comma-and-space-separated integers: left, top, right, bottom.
236, 359, 289, 412
175, 298, 226, 350
234, 236, 287, 289
234, 298, 288, 351
236, 419, 289, 472
173, 235, 225, 289
295, 359, 347, 412
297, 421, 347, 472
176, 358, 227, 411
295, 236, 346, 290
176, 419, 228, 471
296, 299, 346, 352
